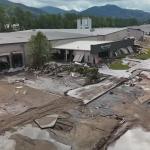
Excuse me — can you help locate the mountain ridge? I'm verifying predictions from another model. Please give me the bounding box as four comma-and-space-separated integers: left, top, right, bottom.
40, 4, 150, 20
1, 1, 150, 20
81, 5, 150, 20
0, 0, 45, 15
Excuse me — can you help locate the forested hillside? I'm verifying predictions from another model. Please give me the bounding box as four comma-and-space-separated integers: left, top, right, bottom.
0, 6, 139, 32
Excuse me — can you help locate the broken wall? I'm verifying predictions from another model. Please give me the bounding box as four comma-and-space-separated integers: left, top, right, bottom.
0, 43, 25, 71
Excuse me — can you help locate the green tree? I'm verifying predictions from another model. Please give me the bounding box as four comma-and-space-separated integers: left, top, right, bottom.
28, 32, 52, 68
0, 7, 6, 31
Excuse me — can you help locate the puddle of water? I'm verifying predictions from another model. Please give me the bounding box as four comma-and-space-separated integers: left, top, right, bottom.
0, 124, 71, 150
108, 128, 150, 150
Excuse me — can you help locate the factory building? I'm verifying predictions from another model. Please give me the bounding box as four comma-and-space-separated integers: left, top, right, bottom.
53, 38, 135, 64
0, 25, 144, 72
129, 24, 150, 35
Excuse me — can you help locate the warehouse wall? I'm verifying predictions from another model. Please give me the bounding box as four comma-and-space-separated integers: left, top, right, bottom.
105, 28, 144, 41
104, 29, 128, 41
0, 43, 25, 65
0, 43, 24, 54
0, 43, 25, 71
127, 28, 144, 41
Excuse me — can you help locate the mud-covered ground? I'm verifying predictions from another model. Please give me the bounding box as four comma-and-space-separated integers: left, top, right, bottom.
0, 70, 149, 150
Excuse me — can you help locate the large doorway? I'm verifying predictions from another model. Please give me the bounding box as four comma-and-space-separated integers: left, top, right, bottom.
53, 50, 74, 62
12, 53, 23, 68
0, 55, 10, 72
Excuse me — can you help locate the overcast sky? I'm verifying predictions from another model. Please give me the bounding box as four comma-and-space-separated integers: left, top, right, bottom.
9, 0, 150, 11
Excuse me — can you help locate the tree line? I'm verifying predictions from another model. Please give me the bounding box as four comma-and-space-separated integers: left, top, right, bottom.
0, 6, 140, 32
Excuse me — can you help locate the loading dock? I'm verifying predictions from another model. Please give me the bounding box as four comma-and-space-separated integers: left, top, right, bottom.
0, 52, 24, 72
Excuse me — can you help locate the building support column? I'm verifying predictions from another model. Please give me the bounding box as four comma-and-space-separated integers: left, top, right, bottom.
21, 53, 25, 67
22, 44, 26, 67
109, 50, 113, 58
9, 53, 13, 69
65, 50, 68, 62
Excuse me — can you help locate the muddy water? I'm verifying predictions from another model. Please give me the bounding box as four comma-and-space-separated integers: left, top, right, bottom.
0, 124, 71, 150
108, 128, 150, 150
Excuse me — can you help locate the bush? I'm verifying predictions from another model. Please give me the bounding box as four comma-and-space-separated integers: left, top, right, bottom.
69, 64, 101, 84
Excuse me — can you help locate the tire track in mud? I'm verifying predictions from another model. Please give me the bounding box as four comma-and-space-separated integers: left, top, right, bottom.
0, 96, 81, 134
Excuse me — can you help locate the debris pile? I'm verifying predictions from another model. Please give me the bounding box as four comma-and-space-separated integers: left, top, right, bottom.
27, 62, 71, 76
27, 62, 102, 85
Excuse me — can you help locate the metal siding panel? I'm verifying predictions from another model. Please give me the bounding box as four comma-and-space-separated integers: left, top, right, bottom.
91, 39, 134, 54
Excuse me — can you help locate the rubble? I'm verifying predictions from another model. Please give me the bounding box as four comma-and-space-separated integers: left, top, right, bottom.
140, 71, 150, 79
67, 77, 124, 104
28, 62, 71, 76
7, 77, 25, 84
0, 60, 150, 150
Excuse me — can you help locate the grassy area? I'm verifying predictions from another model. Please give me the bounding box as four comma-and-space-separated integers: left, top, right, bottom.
109, 60, 129, 70
135, 49, 150, 60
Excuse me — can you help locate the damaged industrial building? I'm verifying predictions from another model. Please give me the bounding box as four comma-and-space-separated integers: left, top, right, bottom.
54, 38, 135, 64
0, 17, 150, 150
0, 18, 144, 72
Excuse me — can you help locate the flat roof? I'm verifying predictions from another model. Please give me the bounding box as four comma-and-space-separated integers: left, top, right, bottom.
0, 30, 87, 45
51, 28, 127, 36
0, 27, 127, 45
129, 24, 150, 33
54, 40, 112, 51
31, 28, 127, 36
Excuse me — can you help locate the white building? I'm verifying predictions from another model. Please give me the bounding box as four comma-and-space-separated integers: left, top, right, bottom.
77, 17, 92, 29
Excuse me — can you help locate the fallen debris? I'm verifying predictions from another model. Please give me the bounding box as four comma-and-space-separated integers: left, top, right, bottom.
7, 76, 25, 84
34, 114, 59, 129
140, 71, 150, 79
0, 59, 150, 150
67, 77, 125, 104
28, 62, 71, 76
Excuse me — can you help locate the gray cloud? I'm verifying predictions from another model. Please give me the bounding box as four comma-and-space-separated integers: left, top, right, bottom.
9, 0, 150, 11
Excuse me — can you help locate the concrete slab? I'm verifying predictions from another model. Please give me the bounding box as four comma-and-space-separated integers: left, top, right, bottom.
87, 85, 143, 116
35, 114, 59, 129
67, 78, 122, 104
